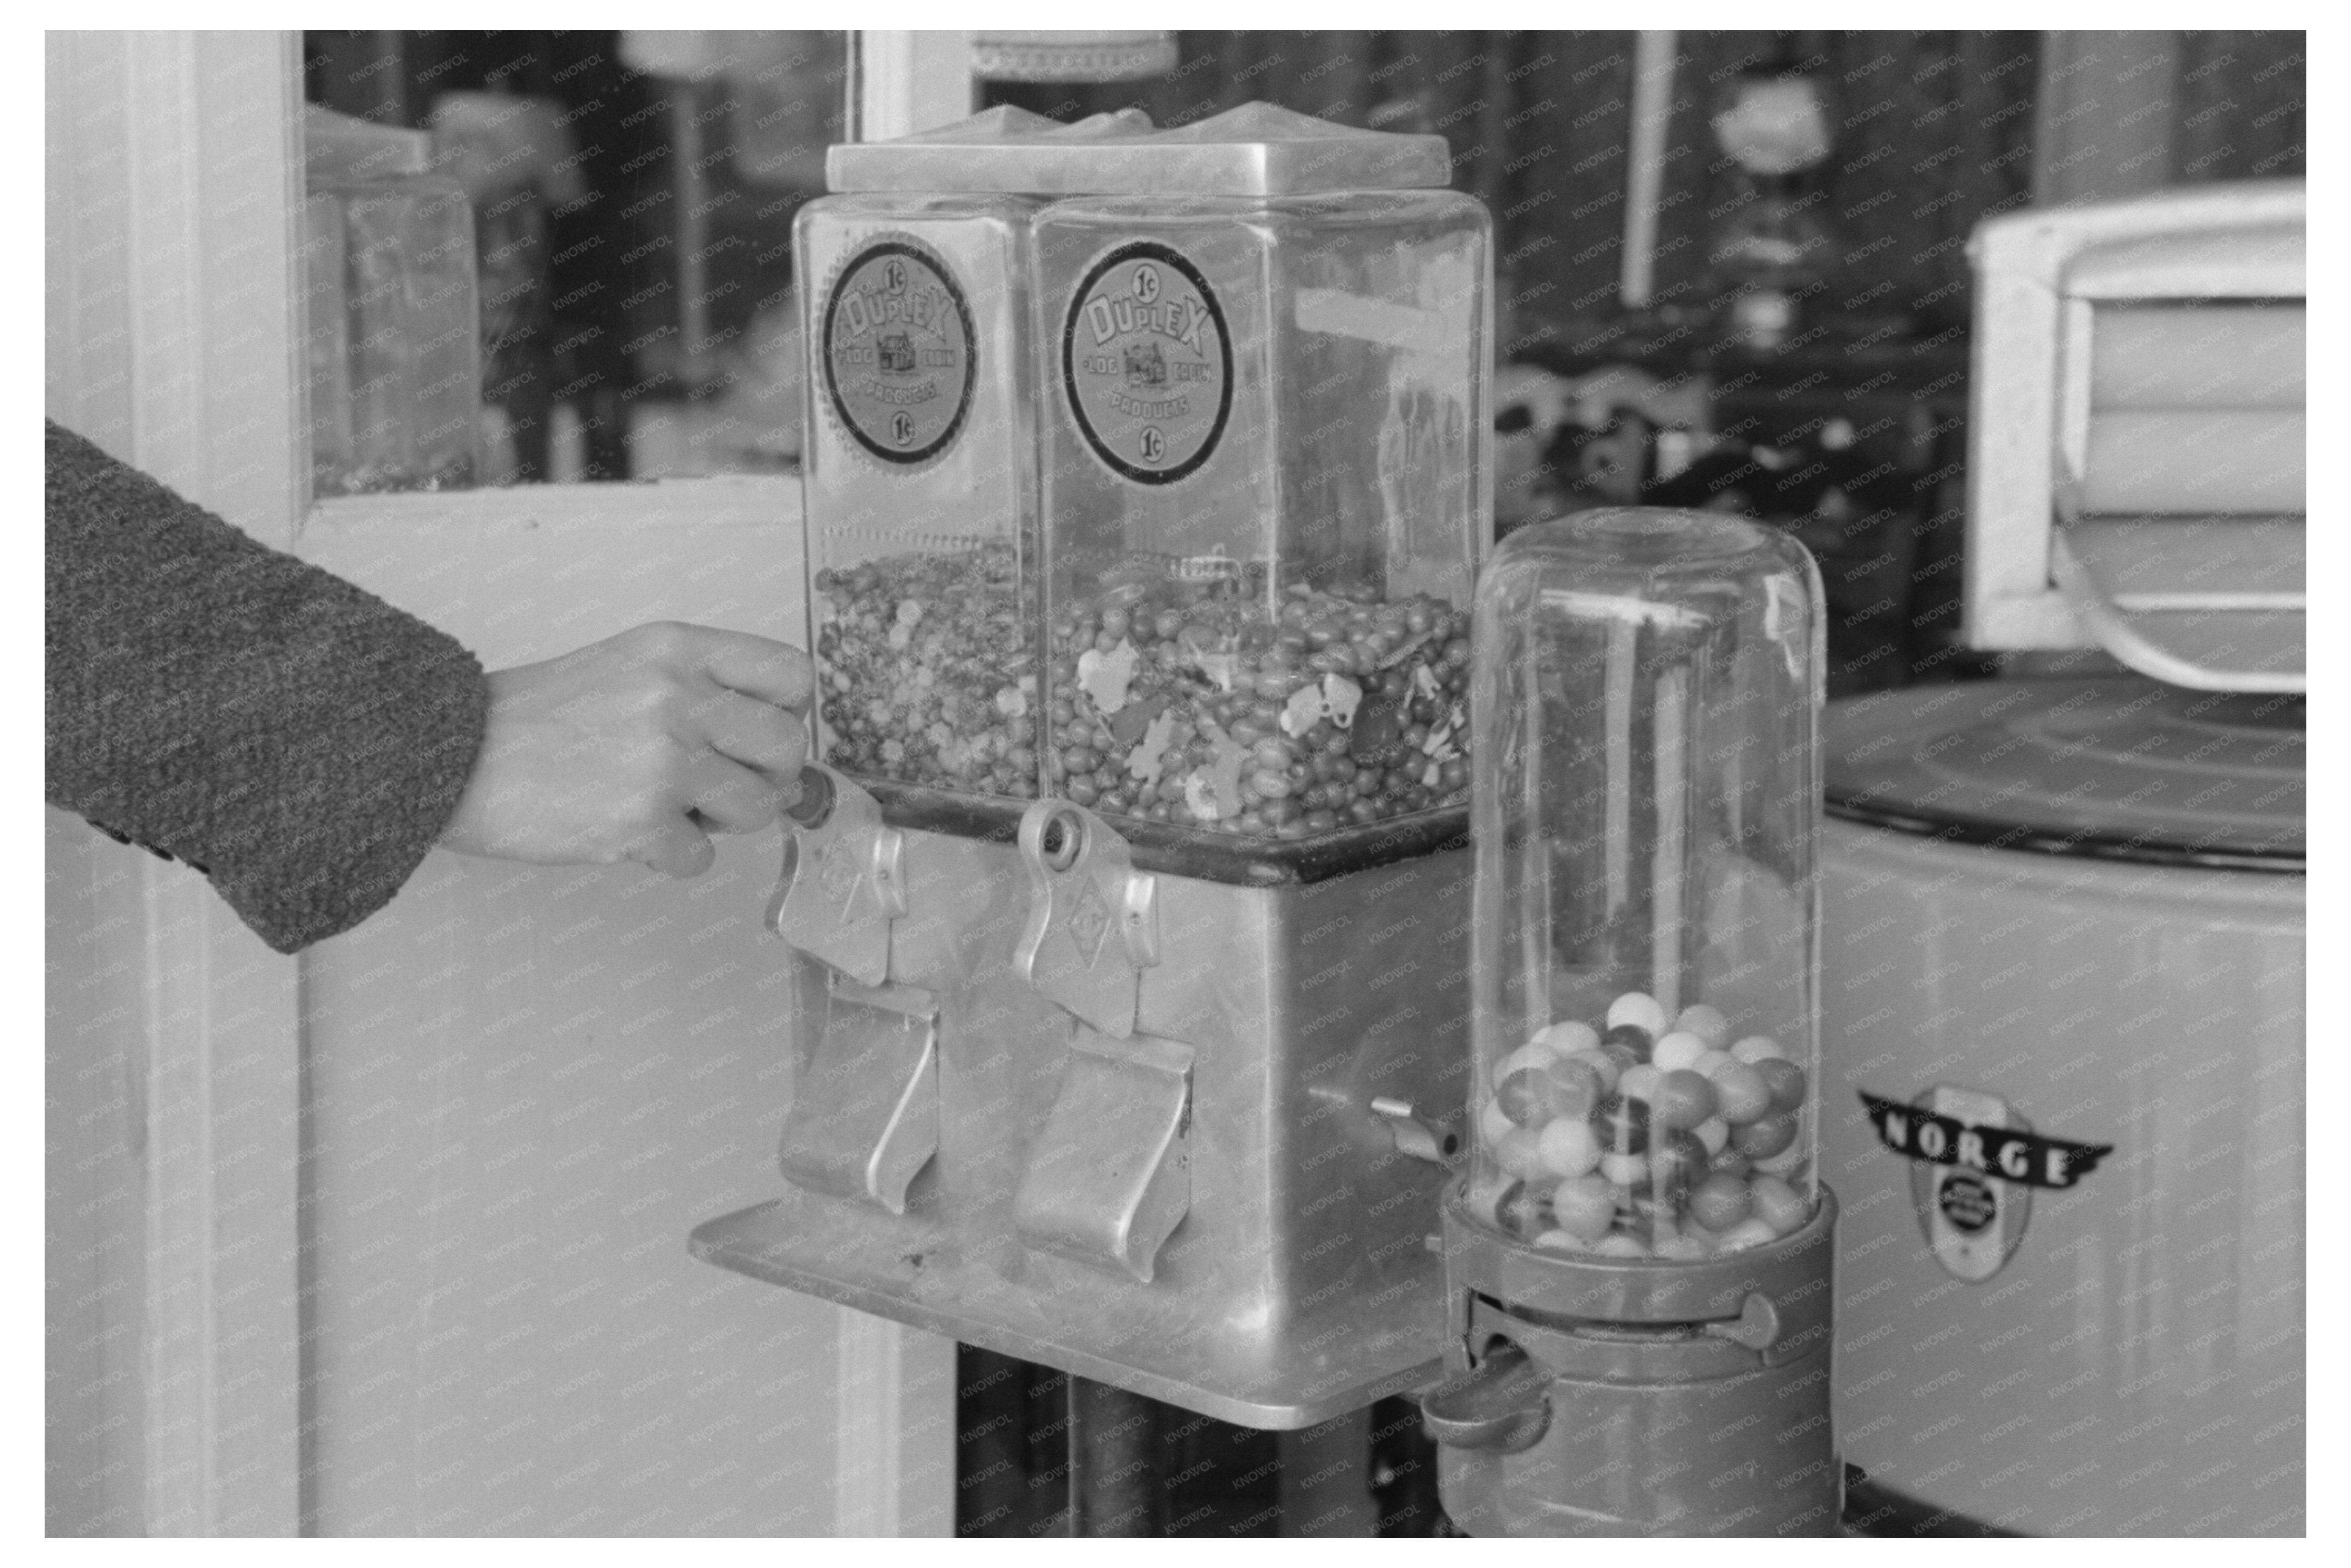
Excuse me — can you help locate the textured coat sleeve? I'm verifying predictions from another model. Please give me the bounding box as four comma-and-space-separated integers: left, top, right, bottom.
45, 420, 490, 953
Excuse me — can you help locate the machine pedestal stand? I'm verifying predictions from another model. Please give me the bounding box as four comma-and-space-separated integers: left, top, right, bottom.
1066, 1377, 1166, 1536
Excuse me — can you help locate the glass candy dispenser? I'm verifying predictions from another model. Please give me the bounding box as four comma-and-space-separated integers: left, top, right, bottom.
1030, 114, 1487, 847
800, 103, 1488, 852
695, 105, 1490, 1428
798, 118, 1073, 799
1424, 509, 1841, 1536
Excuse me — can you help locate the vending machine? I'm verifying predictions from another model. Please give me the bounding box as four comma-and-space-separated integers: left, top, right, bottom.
1421, 507, 1840, 1536
693, 102, 1494, 1427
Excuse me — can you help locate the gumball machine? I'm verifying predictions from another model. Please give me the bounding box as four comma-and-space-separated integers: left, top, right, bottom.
1422, 508, 1839, 1536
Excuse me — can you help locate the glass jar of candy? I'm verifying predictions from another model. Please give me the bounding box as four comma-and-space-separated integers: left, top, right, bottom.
795, 104, 1489, 859
799, 187, 1045, 799
1462, 507, 1825, 1260
1031, 170, 1488, 845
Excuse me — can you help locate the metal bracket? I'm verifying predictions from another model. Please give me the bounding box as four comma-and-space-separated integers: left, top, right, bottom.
768, 764, 906, 990
776, 974, 939, 1216
1012, 1025, 1194, 1284
1014, 799, 1159, 1039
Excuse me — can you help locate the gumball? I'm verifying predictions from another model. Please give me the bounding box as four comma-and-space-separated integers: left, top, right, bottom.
1496, 1178, 1550, 1238
1732, 1110, 1800, 1160
1651, 1069, 1718, 1132
1652, 1230, 1712, 1262
1713, 1217, 1779, 1253
1755, 1057, 1807, 1114
1693, 1116, 1730, 1157
1617, 1064, 1664, 1105
1463, 1176, 1515, 1231
1591, 1093, 1650, 1155
1689, 1171, 1752, 1231
1710, 1149, 1754, 1182
1606, 991, 1668, 1036
1559, 1047, 1622, 1096
1479, 1099, 1516, 1148
1749, 1174, 1809, 1237
1650, 1031, 1710, 1073
1496, 1042, 1557, 1082
1708, 1061, 1773, 1124
1601, 1023, 1654, 1065
1589, 1152, 1645, 1189
1495, 1126, 1553, 1179
1533, 1228, 1590, 1254
1673, 1004, 1733, 1048
1731, 1034, 1791, 1066
1555, 1059, 1607, 1118
1691, 1048, 1736, 1080
1497, 1062, 1599, 1127
1537, 1116, 1603, 1178
1593, 1233, 1650, 1259
1754, 1141, 1809, 1177
1599, 1151, 1649, 1187
1532, 1020, 1601, 1058
1648, 1129, 1708, 1200
1550, 1174, 1618, 1241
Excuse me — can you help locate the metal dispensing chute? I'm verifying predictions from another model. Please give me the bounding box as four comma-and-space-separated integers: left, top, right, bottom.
1424, 509, 1839, 1536
693, 103, 1492, 1428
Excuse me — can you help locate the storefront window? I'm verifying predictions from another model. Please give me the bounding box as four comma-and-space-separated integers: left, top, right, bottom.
301, 29, 847, 488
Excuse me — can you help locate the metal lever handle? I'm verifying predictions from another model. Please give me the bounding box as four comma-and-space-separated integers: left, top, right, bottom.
1419, 1341, 1552, 1453
1369, 1097, 1460, 1166
1700, 1291, 1784, 1351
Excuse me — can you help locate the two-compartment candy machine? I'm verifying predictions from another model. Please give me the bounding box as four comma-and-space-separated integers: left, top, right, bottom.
692, 102, 1495, 1428
1421, 509, 1841, 1536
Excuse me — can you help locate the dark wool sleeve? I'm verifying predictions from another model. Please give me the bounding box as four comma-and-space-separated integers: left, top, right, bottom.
45, 420, 490, 953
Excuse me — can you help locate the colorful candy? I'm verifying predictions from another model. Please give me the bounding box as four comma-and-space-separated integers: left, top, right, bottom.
1473, 991, 1814, 1260
1673, 1004, 1733, 1048
1606, 991, 1669, 1036
1550, 1174, 1618, 1241
1531, 1020, 1601, 1058
1651, 1069, 1718, 1132
815, 549, 1474, 840
1706, 1059, 1773, 1125
1537, 1116, 1603, 1178
1649, 1030, 1711, 1073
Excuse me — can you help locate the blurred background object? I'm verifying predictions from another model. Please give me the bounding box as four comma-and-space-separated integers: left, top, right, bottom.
1705, 57, 1837, 349
303, 29, 849, 484
425, 90, 586, 483
970, 31, 1178, 83
300, 106, 482, 496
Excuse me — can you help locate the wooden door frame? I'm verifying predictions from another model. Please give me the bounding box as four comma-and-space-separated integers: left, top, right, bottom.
48, 27, 981, 1537
47, 30, 308, 1537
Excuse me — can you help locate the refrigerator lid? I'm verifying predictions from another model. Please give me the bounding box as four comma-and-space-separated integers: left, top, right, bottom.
1825, 678, 2303, 871
826, 102, 1454, 196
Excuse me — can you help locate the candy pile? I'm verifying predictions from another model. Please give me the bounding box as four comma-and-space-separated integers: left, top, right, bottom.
1044, 575, 1472, 838
813, 546, 1041, 797
813, 547, 1475, 838
1466, 991, 1812, 1260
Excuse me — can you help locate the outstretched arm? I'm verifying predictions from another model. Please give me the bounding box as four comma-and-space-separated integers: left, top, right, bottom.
45, 420, 810, 953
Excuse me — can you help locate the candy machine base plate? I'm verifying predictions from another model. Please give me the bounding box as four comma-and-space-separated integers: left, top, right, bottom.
690, 1198, 1444, 1428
